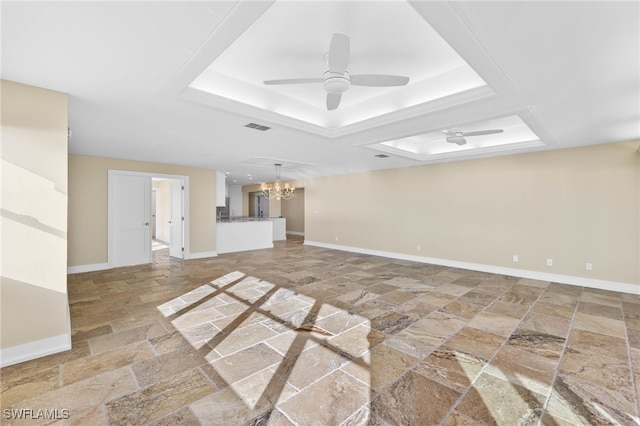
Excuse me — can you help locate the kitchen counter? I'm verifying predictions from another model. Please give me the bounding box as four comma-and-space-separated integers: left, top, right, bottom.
216, 220, 273, 254
216, 217, 286, 254
217, 216, 275, 223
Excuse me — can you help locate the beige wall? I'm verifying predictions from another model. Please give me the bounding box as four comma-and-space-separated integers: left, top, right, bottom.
305, 141, 640, 285
68, 155, 217, 266
153, 180, 172, 242
281, 188, 305, 233
1, 80, 70, 355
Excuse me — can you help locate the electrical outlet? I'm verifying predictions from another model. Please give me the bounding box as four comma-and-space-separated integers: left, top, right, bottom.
417, 244, 421, 251
586, 262, 592, 271
546, 258, 553, 267
512, 255, 519, 262
335, 236, 339, 241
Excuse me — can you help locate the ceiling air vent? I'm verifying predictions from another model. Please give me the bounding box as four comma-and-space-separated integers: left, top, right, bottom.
245, 122, 271, 131
374, 154, 389, 158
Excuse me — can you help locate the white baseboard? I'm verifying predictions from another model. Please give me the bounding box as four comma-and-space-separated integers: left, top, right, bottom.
304, 240, 640, 295
185, 251, 218, 260
286, 231, 305, 236
0, 334, 71, 368
67, 263, 110, 274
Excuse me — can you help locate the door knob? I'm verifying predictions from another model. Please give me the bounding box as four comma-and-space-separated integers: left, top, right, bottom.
168, 220, 172, 224
144, 222, 150, 226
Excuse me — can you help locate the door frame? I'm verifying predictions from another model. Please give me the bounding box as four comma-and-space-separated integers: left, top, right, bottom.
108, 170, 190, 267
169, 179, 185, 259
151, 189, 157, 239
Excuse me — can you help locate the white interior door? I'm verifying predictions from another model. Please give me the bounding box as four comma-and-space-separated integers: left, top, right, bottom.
110, 174, 152, 267
151, 189, 157, 238
169, 180, 184, 259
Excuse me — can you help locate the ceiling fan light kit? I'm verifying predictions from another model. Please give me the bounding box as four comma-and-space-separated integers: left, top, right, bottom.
323, 71, 350, 94
447, 132, 467, 146
263, 33, 410, 111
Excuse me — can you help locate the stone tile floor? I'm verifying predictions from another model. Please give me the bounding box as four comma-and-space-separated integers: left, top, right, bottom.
2, 236, 639, 425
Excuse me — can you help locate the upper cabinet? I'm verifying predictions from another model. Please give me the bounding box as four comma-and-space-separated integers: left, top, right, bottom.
216, 171, 226, 207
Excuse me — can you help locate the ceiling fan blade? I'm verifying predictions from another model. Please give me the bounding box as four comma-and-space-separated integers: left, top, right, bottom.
326, 93, 341, 111
462, 129, 504, 137
328, 33, 350, 74
350, 74, 410, 87
263, 78, 323, 85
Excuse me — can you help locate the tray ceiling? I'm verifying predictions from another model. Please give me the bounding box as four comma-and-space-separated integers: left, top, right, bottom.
186, 1, 488, 133
2, 1, 638, 184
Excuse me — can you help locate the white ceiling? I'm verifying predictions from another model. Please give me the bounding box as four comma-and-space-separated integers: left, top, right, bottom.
188, 1, 487, 131
2, 1, 639, 185
373, 114, 544, 161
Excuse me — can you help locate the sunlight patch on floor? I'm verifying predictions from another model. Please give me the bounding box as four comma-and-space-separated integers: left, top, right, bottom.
156, 271, 372, 422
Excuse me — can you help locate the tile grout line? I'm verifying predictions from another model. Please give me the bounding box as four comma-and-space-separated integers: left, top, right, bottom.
362, 274, 518, 425
10, 240, 637, 425
622, 301, 640, 422
195, 286, 369, 411
337, 401, 372, 426
58, 362, 65, 388
145, 338, 159, 357
434, 278, 537, 425
356, 277, 468, 422
127, 364, 141, 390
100, 404, 109, 426
538, 285, 584, 426
437, 278, 578, 424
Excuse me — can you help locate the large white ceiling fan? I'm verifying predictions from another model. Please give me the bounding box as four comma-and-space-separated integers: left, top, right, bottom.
263, 33, 410, 111
443, 128, 504, 146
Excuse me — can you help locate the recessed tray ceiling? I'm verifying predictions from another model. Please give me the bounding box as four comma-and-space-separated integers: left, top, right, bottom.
187, 1, 488, 133
368, 115, 544, 161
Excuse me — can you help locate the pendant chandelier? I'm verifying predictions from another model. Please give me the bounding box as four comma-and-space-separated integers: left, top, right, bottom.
261, 164, 295, 200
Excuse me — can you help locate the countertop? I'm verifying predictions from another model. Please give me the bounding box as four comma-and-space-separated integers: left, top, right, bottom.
216, 216, 283, 223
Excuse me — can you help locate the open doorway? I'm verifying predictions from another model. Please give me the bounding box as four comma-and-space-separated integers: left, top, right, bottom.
151, 188, 167, 252
108, 171, 187, 268
281, 187, 305, 238
152, 178, 184, 259
249, 191, 269, 218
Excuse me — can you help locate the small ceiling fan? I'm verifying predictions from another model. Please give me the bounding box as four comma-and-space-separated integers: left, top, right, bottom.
263, 33, 410, 111
443, 128, 504, 146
